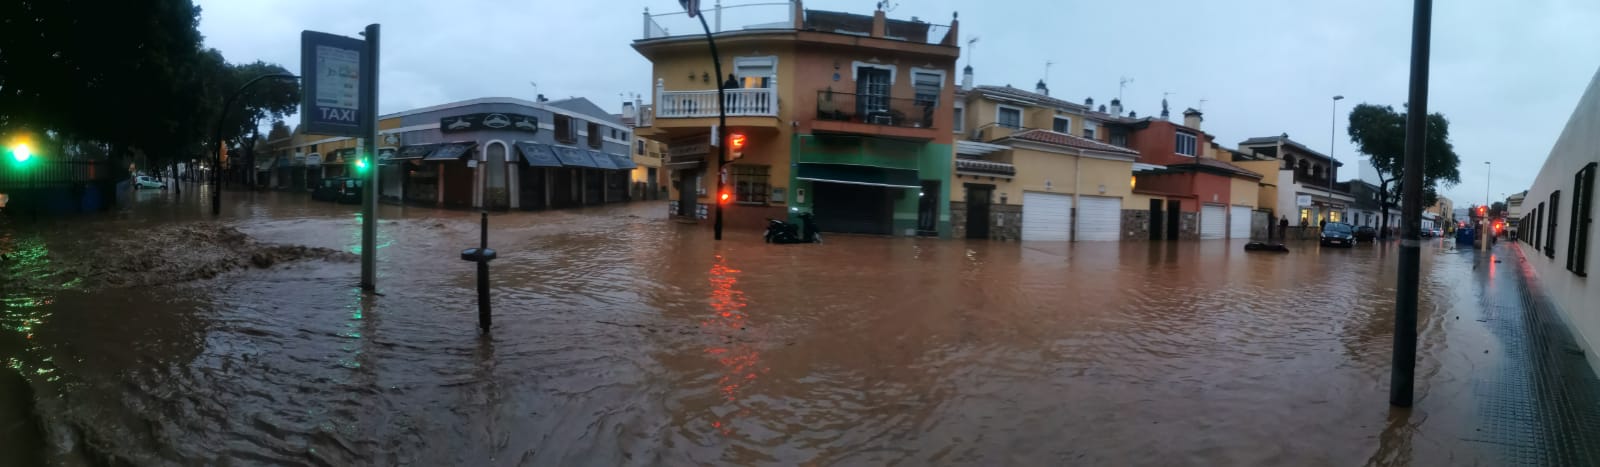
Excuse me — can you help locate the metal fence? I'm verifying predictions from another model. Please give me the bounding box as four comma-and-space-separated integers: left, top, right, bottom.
815, 90, 938, 129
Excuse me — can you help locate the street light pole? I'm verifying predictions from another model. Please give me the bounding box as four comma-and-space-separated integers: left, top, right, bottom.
1330, 95, 1344, 222
1484, 161, 1492, 209
212, 73, 300, 216
694, 11, 728, 241
1390, 0, 1433, 408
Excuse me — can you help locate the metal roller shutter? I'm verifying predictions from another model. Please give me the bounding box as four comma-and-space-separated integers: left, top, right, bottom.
1201, 204, 1227, 239
1076, 195, 1123, 242
1022, 192, 1073, 241
1229, 205, 1252, 239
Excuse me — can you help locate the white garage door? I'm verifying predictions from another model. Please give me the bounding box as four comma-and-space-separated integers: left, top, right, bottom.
1201, 204, 1227, 239
1022, 192, 1072, 241
1229, 205, 1252, 239
1076, 195, 1123, 242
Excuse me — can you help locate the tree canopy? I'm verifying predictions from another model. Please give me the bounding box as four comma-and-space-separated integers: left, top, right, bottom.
1347, 103, 1463, 209
0, 0, 299, 173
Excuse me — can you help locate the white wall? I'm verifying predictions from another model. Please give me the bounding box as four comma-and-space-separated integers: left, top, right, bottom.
1520, 65, 1600, 377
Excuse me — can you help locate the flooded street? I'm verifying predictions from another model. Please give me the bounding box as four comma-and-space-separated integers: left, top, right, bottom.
2, 188, 1515, 465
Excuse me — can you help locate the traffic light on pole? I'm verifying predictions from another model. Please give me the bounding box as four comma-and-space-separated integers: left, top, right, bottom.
10, 143, 30, 163
727, 132, 746, 161
354, 155, 369, 174
719, 189, 732, 204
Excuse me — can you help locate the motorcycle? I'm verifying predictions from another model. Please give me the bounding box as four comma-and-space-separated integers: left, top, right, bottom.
765, 212, 822, 244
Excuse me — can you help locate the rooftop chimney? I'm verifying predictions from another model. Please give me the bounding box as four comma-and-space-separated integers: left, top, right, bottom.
1182, 108, 1203, 130
1159, 97, 1170, 120
1035, 79, 1049, 96
961, 65, 973, 91
1129, 111, 1138, 118
1110, 98, 1123, 116
1085, 97, 1094, 108
1098, 104, 1107, 113
536, 93, 548, 103
621, 101, 637, 126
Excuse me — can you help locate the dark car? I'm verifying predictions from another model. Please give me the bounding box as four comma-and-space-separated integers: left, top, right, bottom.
312, 177, 346, 202
336, 178, 364, 205
1320, 222, 1356, 247
1354, 225, 1377, 242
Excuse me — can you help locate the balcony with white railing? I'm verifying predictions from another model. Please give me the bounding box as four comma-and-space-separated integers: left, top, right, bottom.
651, 78, 779, 121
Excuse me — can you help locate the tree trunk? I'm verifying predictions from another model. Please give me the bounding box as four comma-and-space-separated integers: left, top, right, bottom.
1378, 179, 1391, 239
170, 163, 181, 195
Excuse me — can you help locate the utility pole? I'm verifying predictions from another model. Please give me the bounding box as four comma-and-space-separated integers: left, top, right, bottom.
1331, 95, 1345, 222
685, 1, 728, 240
359, 24, 380, 291
1390, 0, 1432, 408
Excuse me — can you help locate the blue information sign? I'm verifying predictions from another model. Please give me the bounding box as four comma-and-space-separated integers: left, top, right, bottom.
300, 31, 370, 136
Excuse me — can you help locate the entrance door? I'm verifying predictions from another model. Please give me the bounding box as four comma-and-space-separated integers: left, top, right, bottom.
814, 181, 892, 235
647, 167, 659, 200
1166, 200, 1181, 240
917, 180, 940, 236
675, 170, 697, 216
1149, 199, 1164, 241
966, 185, 992, 239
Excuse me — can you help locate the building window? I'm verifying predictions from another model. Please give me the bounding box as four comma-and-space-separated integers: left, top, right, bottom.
911, 69, 943, 107
1547, 191, 1561, 258
1053, 116, 1071, 134
997, 105, 1022, 129
1569, 163, 1595, 276
1083, 120, 1098, 140
953, 106, 964, 134
1175, 132, 1197, 156
636, 140, 645, 155
1536, 202, 1545, 250
731, 164, 769, 204
587, 122, 602, 148
735, 56, 776, 88
554, 114, 576, 144
1110, 130, 1128, 147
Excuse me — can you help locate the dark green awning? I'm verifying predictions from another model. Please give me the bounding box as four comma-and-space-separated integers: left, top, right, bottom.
796, 163, 920, 188
514, 142, 562, 168
553, 147, 596, 168
424, 142, 476, 161
586, 150, 618, 170
608, 153, 638, 170
395, 144, 436, 160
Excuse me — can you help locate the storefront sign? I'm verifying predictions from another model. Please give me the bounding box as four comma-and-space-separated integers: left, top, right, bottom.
1297, 194, 1312, 207
305, 154, 322, 167
300, 31, 370, 136
440, 113, 540, 134
668, 142, 709, 161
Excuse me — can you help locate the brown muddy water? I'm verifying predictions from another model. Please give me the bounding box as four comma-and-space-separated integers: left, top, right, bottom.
1, 187, 1503, 465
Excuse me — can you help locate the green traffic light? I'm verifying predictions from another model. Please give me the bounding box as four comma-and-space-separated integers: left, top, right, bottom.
354, 157, 368, 172
11, 143, 30, 163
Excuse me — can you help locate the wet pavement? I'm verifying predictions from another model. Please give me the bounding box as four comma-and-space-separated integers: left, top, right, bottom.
3, 186, 1599, 466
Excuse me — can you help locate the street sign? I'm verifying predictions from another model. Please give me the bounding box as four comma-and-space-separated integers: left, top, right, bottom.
680, 0, 700, 17
300, 31, 370, 137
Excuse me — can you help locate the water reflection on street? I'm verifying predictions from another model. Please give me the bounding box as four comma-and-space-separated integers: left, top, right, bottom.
1, 188, 1498, 465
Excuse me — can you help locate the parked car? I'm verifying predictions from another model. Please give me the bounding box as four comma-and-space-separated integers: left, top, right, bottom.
336, 178, 364, 205
312, 177, 346, 202
133, 175, 166, 190
1320, 222, 1356, 247
1354, 225, 1377, 242
1420, 228, 1434, 238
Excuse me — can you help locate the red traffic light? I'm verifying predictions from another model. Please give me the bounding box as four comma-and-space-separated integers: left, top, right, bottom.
728, 133, 746, 149
718, 191, 732, 204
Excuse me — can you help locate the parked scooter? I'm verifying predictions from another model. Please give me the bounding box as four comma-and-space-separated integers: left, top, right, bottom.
765, 212, 822, 244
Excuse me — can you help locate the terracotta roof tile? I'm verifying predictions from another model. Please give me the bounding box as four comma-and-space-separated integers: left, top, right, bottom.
1008, 129, 1140, 156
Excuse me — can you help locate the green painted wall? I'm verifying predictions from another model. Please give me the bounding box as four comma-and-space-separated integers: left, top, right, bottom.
788, 134, 952, 237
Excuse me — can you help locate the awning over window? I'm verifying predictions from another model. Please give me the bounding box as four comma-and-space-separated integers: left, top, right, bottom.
255, 156, 277, 171
796, 163, 920, 188
608, 153, 638, 170
424, 142, 477, 161
553, 146, 597, 168
664, 160, 703, 171
395, 144, 436, 161
586, 150, 619, 170
514, 142, 563, 168
324, 148, 355, 164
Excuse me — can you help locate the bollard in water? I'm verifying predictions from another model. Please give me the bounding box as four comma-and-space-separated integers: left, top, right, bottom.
460, 212, 496, 334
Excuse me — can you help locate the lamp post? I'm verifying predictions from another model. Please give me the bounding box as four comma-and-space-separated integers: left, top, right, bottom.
1330, 95, 1344, 223
1484, 161, 1492, 209
212, 73, 300, 216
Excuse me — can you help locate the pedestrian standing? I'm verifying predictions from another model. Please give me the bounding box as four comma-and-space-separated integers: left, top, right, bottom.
1278, 216, 1289, 241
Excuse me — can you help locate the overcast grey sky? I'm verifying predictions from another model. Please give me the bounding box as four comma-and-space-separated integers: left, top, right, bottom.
196, 0, 1599, 206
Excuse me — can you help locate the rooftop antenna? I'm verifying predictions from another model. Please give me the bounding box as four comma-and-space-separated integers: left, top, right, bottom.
1044, 60, 1055, 83
529, 81, 538, 98
1118, 76, 1134, 101
1199, 98, 1208, 112
966, 37, 979, 69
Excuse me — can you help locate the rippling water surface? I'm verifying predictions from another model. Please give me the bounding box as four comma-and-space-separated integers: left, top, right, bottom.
1, 188, 1500, 465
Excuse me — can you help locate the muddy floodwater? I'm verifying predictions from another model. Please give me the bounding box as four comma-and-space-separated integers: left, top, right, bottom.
2, 188, 1511, 465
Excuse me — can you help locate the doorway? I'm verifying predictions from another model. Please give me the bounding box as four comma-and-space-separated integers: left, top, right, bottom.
813, 181, 893, 235
675, 169, 697, 217
1149, 198, 1164, 241
1166, 199, 1181, 240
917, 180, 940, 236
965, 184, 993, 239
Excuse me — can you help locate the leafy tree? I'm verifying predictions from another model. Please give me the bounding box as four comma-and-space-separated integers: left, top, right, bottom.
1347, 103, 1463, 235
1489, 201, 1507, 218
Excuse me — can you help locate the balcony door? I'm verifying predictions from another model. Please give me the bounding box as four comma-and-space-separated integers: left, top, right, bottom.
856, 66, 891, 122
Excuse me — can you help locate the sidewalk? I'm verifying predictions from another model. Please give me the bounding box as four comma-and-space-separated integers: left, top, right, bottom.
1473, 241, 1600, 465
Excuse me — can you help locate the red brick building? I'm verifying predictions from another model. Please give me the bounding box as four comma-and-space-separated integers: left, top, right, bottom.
1122, 107, 1262, 240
